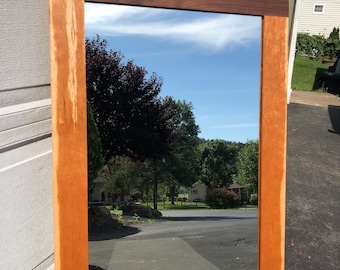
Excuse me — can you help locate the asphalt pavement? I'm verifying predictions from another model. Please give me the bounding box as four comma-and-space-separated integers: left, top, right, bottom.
89, 209, 258, 270
285, 92, 340, 270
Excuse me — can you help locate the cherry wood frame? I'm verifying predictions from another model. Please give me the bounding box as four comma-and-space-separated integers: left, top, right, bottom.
49, 0, 288, 269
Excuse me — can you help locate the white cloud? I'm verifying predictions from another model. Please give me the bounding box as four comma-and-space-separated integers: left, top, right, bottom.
197, 114, 209, 120
85, 3, 260, 52
213, 123, 259, 128
85, 4, 164, 24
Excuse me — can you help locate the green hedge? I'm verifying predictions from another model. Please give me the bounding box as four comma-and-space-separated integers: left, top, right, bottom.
206, 188, 240, 209
296, 27, 340, 60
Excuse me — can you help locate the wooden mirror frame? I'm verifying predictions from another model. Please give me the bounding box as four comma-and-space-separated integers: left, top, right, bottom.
49, 0, 288, 269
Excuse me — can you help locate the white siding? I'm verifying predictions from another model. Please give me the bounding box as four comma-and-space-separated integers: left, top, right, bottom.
297, 0, 340, 36
0, 1, 54, 269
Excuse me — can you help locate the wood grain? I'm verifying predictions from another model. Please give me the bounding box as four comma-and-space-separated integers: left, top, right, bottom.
258, 15, 288, 270
86, 0, 288, 17
49, 0, 88, 269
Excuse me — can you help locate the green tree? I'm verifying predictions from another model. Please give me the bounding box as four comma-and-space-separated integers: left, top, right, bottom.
324, 27, 340, 60
234, 140, 258, 193
87, 101, 104, 194
150, 159, 169, 209
329, 27, 340, 40
164, 99, 201, 204
86, 36, 203, 209
103, 156, 134, 195
86, 35, 176, 162
199, 140, 239, 189
102, 156, 150, 202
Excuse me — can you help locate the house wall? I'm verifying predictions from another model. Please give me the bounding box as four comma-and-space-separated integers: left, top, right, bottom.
297, 0, 340, 36
0, 1, 54, 269
288, 0, 300, 103
188, 183, 207, 202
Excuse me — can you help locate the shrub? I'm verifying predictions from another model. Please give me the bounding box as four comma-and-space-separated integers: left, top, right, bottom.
296, 33, 325, 60
206, 188, 240, 209
296, 28, 340, 60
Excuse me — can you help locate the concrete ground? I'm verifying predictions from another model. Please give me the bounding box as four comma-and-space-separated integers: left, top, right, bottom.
286, 91, 340, 269
290, 90, 340, 108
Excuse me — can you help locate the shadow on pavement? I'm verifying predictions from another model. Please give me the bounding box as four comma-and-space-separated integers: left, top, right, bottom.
328, 105, 340, 135
163, 216, 257, 221
313, 67, 328, 90
89, 265, 106, 270
89, 225, 140, 241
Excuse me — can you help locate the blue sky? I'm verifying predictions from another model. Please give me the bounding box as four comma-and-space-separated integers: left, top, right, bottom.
85, 3, 261, 143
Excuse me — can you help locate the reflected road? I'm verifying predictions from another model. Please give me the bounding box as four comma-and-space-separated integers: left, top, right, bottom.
89, 209, 258, 270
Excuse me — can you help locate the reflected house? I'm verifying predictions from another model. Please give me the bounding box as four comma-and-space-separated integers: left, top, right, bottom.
188, 183, 207, 202
187, 182, 250, 202
112, 191, 131, 204
227, 183, 250, 202
90, 176, 131, 204
89, 176, 109, 203
178, 186, 189, 201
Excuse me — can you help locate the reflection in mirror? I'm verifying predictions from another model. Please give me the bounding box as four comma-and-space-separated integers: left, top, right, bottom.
86, 3, 261, 269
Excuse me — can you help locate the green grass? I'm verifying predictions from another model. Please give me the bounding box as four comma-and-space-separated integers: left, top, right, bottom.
292, 55, 329, 91
142, 200, 210, 211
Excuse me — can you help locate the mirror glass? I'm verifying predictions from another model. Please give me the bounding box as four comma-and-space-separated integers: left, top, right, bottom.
86, 3, 261, 269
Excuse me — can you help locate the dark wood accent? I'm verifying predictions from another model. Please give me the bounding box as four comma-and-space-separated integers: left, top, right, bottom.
86, 0, 288, 17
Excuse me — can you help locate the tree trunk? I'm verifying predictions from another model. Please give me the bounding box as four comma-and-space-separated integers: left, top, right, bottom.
153, 162, 158, 210
153, 177, 158, 209
170, 184, 175, 205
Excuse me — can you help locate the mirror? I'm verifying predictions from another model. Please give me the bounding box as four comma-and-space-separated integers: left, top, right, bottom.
49, 0, 288, 269
86, 4, 261, 269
